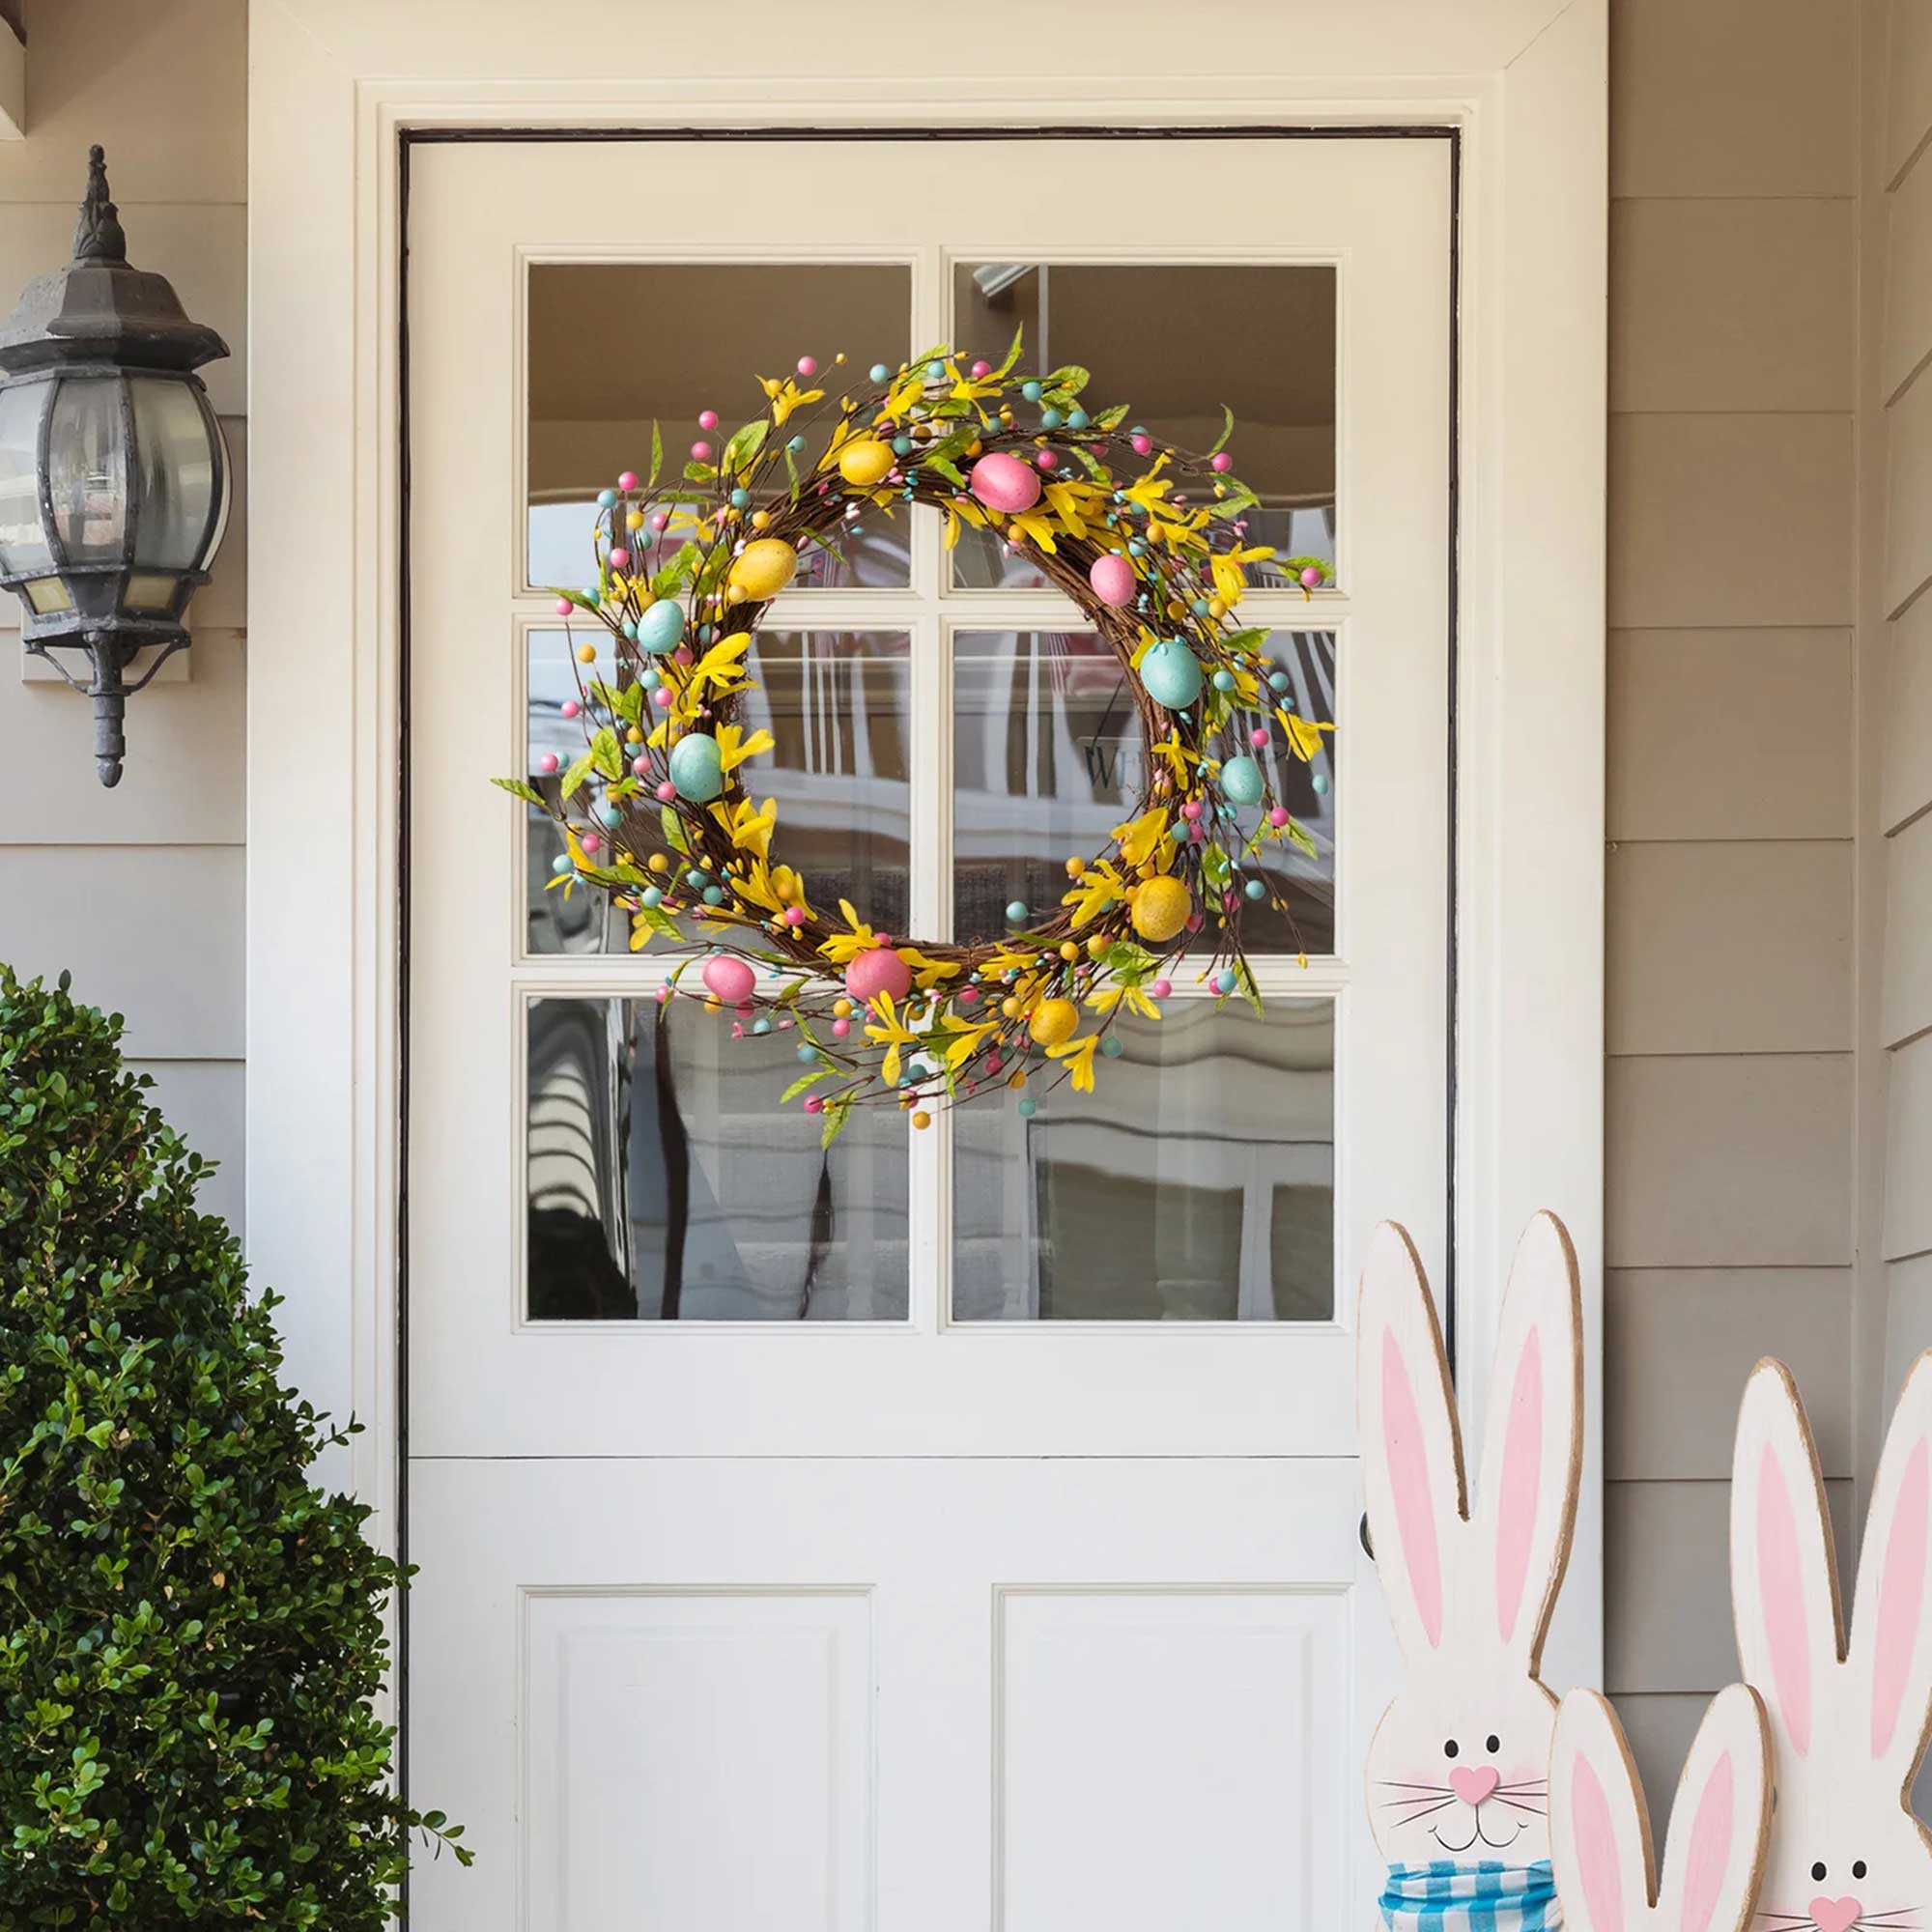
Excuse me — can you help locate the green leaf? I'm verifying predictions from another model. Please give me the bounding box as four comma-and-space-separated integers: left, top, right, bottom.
1097, 940, 1159, 983
559, 750, 596, 800
1040, 363, 1091, 398
785, 443, 803, 501
1284, 817, 1320, 861
923, 452, 966, 489
1092, 402, 1130, 432
648, 418, 664, 490
682, 460, 716, 484
589, 727, 622, 782
820, 1097, 853, 1150
721, 418, 769, 476
1066, 443, 1110, 482
630, 905, 683, 946
907, 340, 954, 369
649, 543, 700, 601
1208, 403, 1235, 457
491, 776, 547, 808
661, 805, 690, 854
781, 1067, 834, 1103
993, 325, 1026, 378
1208, 481, 1260, 522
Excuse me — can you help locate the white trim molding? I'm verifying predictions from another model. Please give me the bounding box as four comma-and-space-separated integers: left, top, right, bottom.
246, 0, 1606, 1686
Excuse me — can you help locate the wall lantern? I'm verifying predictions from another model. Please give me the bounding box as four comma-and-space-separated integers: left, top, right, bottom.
0, 146, 231, 785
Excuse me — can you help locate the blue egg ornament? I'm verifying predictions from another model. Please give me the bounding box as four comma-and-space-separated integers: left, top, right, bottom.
1219, 754, 1264, 807
1140, 638, 1205, 710
636, 598, 686, 656
668, 731, 724, 802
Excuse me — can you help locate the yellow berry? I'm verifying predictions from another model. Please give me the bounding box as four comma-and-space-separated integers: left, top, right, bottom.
1065, 856, 1085, 877
1028, 998, 1079, 1046
1059, 941, 1079, 962
1001, 997, 1020, 1019
726, 583, 748, 604
625, 509, 644, 532
648, 854, 668, 873
1087, 934, 1108, 959
576, 642, 597, 664
833, 998, 853, 1019
912, 1110, 932, 1130
1208, 597, 1227, 619
751, 510, 771, 529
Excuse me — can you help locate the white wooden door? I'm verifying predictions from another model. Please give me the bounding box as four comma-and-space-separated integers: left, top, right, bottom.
406, 132, 1450, 1930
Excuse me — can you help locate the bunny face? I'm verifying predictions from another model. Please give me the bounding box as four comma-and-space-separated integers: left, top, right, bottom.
1358, 1213, 1583, 1865
1731, 1357, 1932, 1932
1550, 1684, 1771, 1932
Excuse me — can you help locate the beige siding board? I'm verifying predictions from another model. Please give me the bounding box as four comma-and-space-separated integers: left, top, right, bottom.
1885, 142, 1932, 401
0, 204, 245, 416
1608, 1266, 1855, 1478
1884, 1034, 1932, 1260
1610, 0, 1856, 197
1886, 367, 1932, 616
1889, 0, 1932, 186
1606, 1053, 1854, 1266
1606, 1477, 1855, 1693
1608, 413, 1854, 629
1611, 198, 1854, 412
130, 1058, 244, 1235
1884, 811, 1932, 1045
1608, 629, 1852, 841
1612, 1694, 1709, 1833
0, 845, 243, 1059
1884, 597, 1932, 831
5, 631, 243, 842
1885, 1255, 1932, 1416
1606, 840, 1852, 1054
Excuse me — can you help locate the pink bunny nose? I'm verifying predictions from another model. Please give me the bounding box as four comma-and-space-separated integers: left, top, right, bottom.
1810, 1897, 1861, 1932
1449, 1767, 1499, 1805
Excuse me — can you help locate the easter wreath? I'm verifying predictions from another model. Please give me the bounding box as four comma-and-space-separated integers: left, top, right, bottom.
498, 334, 1333, 1138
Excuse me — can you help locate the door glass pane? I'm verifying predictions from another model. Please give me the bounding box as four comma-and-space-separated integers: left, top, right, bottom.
527, 262, 912, 588
949, 262, 1336, 590
952, 999, 1334, 1321
526, 628, 913, 954
527, 996, 910, 1321
952, 630, 1335, 956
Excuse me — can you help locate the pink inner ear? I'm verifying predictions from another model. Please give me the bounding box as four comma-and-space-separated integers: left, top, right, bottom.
1382, 1327, 1444, 1648
1677, 1749, 1733, 1932
1870, 1436, 1929, 1760
1757, 1444, 1813, 1756
1573, 1755, 1627, 1932
1495, 1327, 1545, 1644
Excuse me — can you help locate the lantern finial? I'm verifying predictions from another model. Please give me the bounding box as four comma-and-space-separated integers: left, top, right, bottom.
72, 145, 127, 266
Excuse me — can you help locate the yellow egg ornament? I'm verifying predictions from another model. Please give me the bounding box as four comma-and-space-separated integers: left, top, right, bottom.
727, 538, 799, 602
1028, 998, 1079, 1047
837, 438, 895, 488
1130, 873, 1192, 944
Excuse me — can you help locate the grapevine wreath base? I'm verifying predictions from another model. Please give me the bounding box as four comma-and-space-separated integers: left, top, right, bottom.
500, 334, 1334, 1140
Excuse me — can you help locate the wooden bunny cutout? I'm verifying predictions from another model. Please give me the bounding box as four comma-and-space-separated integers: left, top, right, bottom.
1550, 1685, 1772, 1932
1730, 1353, 1932, 1932
1359, 1212, 1583, 1871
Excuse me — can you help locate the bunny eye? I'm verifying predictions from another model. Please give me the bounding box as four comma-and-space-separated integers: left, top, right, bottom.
1812, 1864, 1828, 1883
1443, 1739, 1460, 1759
1853, 1862, 1867, 1882
1485, 1734, 1500, 1753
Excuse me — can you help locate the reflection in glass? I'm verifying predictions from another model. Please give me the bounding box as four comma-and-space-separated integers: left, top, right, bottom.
527, 997, 910, 1321
952, 630, 1335, 955
526, 262, 912, 587
525, 629, 913, 955
0, 380, 50, 574
950, 263, 1336, 590
953, 999, 1335, 1321
46, 377, 126, 565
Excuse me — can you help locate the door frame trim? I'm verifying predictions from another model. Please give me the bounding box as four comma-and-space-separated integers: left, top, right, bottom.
245, 0, 1605, 1741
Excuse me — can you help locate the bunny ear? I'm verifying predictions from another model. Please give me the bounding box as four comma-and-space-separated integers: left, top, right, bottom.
1552, 1689, 1655, 1932
1472, 1210, 1583, 1668
1848, 1350, 1932, 1786
1656, 1685, 1771, 1932
1357, 1220, 1465, 1659
1730, 1359, 1843, 1762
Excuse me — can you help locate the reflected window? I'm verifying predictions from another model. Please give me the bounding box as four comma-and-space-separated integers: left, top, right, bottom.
952, 1000, 1335, 1321
950, 262, 1336, 590
527, 997, 910, 1321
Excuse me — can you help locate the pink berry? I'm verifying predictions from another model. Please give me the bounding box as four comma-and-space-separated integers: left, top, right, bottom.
581, 833, 601, 855
1151, 979, 1172, 1000
971, 359, 991, 377
657, 985, 671, 1005
1300, 565, 1324, 590
1268, 807, 1290, 828
650, 511, 669, 532
652, 688, 671, 709
1181, 800, 1203, 821
554, 597, 574, 616
538, 753, 559, 775
1210, 451, 1234, 472
631, 756, 649, 778
986, 1053, 1004, 1075
804, 1094, 824, 1114
617, 470, 639, 491
697, 410, 719, 431
1185, 913, 1204, 934
1037, 448, 1059, 469
1131, 433, 1152, 456
781, 906, 806, 926
559, 699, 579, 720
832, 1017, 851, 1038
672, 646, 694, 667
958, 985, 978, 1005
609, 547, 629, 569
692, 440, 712, 461
656, 781, 677, 803
797, 355, 817, 377
1250, 726, 1269, 748
1188, 822, 1205, 842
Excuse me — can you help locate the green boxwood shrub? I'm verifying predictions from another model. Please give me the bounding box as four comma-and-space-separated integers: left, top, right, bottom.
0, 967, 467, 1924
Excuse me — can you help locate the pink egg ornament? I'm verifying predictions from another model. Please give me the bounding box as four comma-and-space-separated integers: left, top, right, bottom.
968, 450, 1043, 515
701, 954, 756, 1006
1089, 553, 1137, 608
844, 946, 913, 1006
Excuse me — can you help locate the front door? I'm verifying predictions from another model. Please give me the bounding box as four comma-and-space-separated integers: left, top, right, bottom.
404, 130, 1451, 1930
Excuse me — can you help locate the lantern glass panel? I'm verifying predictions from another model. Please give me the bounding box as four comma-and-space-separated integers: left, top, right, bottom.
0, 380, 50, 575
130, 377, 217, 570
46, 376, 128, 566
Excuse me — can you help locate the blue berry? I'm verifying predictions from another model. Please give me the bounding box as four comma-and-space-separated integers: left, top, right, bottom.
869, 362, 891, 383
1021, 381, 1043, 402
1039, 407, 1065, 431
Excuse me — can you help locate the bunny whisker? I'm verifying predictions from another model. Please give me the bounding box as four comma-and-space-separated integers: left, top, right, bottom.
1492, 1797, 1548, 1815
1390, 1799, 1459, 1825
1385, 1795, 1458, 1815
1377, 1780, 1453, 1793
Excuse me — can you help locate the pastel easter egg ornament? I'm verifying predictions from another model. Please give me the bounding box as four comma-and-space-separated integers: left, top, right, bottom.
727, 538, 799, 602
635, 597, 686, 656
968, 450, 1042, 514
1130, 873, 1192, 944
844, 944, 913, 1007
701, 954, 756, 1006
838, 438, 895, 488
1139, 638, 1205, 711
1027, 998, 1079, 1047
1219, 754, 1264, 807
1089, 552, 1137, 608
668, 731, 724, 803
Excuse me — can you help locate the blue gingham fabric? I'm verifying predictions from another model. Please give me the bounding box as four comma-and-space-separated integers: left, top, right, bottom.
1378, 1860, 1560, 1932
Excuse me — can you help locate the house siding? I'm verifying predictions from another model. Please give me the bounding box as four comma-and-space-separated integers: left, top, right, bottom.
1605, 0, 1861, 1816
0, 0, 247, 1234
